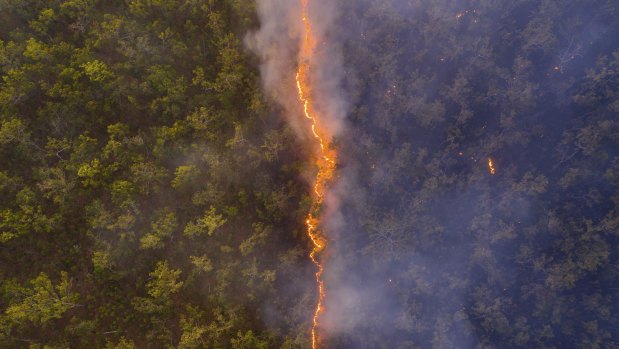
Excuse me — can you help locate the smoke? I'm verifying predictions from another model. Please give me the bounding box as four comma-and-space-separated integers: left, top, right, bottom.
248, 0, 619, 347
244, 0, 300, 135
245, 0, 351, 344
245, 0, 348, 141
319, 0, 619, 347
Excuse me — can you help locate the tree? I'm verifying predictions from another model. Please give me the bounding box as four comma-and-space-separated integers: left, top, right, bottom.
2, 272, 79, 327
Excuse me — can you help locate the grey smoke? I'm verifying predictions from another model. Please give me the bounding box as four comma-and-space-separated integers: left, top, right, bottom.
249, 0, 619, 348
245, 0, 348, 140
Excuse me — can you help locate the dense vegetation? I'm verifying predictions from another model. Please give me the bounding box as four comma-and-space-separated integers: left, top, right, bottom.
2, 0, 619, 348
0, 1, 314, 348
324, 0, 619, 348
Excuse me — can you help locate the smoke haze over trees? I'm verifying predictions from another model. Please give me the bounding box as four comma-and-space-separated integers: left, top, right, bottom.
1, 0, 618, 348
322, 0, 619, 348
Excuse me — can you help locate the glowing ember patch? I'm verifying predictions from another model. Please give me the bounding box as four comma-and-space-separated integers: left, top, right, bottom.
455, 9, 477, 20
296, 0, 336, 348
488, 158, 496, 175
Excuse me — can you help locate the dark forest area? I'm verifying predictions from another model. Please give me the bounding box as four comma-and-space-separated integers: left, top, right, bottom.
1, 0, 619, 348
323, 0, 619, 348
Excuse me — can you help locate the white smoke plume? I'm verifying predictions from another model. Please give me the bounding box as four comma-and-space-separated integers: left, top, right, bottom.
245, 0, 351, 343
245, 0, 348, 141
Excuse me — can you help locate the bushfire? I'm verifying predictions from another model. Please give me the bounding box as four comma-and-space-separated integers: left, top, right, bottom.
488, 158, 496, 175
295, 0, 336, 347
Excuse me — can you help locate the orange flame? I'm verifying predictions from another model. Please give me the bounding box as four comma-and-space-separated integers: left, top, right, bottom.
296, 0, 336, 347
488, 158, 496, 175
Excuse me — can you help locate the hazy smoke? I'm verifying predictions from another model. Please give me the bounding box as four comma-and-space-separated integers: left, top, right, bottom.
245, 0, 348, 140
245, 0, 301, 135
317, 0, 618, 347
251, 0, 619, 347
245, 0, 351, 342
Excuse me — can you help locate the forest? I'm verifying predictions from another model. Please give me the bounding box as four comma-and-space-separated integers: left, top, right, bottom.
0, 1, 313, 347
1, 0, 619, 348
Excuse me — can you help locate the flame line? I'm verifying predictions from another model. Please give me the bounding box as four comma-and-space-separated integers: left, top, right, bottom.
295, 1, 336, 348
